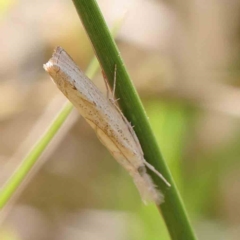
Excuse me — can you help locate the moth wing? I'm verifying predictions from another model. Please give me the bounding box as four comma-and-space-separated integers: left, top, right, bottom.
85, 118, 135, 172
109, 101, 144, 156
86, 118, 162, 204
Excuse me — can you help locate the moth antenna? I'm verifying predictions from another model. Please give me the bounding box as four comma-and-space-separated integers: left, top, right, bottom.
143, 160, 171, 187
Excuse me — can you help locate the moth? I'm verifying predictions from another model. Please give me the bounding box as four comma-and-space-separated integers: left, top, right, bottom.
44, 47, 170, 204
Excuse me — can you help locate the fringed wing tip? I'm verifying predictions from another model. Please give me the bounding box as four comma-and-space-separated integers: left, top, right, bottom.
43, 46, 65, 72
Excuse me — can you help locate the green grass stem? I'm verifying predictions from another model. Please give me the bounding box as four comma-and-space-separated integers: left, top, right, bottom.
72, 1, 197, 239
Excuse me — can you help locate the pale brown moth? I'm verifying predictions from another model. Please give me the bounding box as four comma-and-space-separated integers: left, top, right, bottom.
44, 47, 170, 204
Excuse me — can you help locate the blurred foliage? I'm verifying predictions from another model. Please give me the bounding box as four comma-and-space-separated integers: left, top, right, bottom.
0, 0, 15, 17
0, 228, 19, 240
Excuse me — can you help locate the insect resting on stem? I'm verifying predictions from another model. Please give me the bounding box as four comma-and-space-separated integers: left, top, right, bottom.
44, 47, 170, 204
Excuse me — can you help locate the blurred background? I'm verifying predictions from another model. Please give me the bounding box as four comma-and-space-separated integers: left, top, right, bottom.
1, 0, 240, 239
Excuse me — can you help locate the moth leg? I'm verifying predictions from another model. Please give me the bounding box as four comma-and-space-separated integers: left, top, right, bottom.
143, 159, 171, 187
103, 65, 142, 150
107, 64, 118, 103
102, 66, 141, 148
123, 117, 143, 154
111, 64, 120, 104
102, 66, 120, 104
102, 70, 111, 99
112, 64, 117, 99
